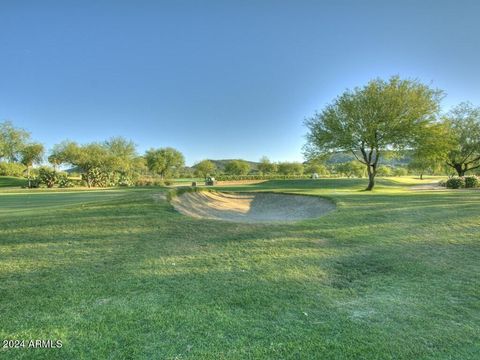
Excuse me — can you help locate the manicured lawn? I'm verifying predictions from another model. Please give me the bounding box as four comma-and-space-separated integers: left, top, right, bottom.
0, 178, 478, 359
0, 176, 26, 188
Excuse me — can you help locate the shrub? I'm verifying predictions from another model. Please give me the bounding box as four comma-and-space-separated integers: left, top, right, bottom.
82, 167, 108, 187
437, 179, 447, 187
464, 175, 479, 188
446, 177, 465, 189
164, 180, 173, 186
58, 173, 74, 188
0, 162, 25, 177
134, 177, 165, 187
37, 167, 58, 188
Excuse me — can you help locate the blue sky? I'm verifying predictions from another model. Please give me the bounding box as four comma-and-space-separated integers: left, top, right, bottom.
1, 0, 479, 165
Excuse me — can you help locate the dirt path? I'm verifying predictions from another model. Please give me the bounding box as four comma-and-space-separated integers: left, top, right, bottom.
170, 191, 335, 223
409, 183, 446, 190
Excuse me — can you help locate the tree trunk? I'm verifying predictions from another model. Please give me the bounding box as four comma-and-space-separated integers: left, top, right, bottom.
420, 173, 423, 180
454, 163, 465, 177
365, 165, 376, 191
27, 166, 31, 188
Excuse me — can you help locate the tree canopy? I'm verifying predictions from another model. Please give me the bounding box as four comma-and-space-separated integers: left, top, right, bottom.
442, 102, 480, 176
49, 138, 140, 187
0, 121, 31, 162
194, 160, 216, 178
224, 160, 250, 175
305, 76, 443, 190
145, 147, 185, 179
257, 156, 277, 174
277, 162, 304, 175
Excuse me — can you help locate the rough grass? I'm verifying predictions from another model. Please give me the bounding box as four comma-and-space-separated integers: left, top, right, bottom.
0, 178, 478, 359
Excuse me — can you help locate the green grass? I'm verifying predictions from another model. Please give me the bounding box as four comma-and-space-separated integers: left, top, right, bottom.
0, 178, 478, 359
0, 176, 27, 188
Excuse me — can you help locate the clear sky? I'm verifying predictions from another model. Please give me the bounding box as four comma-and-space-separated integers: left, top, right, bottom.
1, 0, 479, 165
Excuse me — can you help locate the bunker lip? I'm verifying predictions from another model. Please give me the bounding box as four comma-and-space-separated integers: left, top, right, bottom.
170, 190, 336, 223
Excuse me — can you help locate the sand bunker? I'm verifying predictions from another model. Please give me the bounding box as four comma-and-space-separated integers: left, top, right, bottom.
170, 191, 335, 223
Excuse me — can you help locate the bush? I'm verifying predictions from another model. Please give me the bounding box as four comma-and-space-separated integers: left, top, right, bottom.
58, 173, 74, 188
438, 179, 447, 187
464, 175, 479, 188
82, 167, 108, 187
0, 162, 25, 177
164, 180, 173, 186
24, 178, 40, 188
134, 177, 165, 187
446, 177, 465, 189
37, 167, 58, 188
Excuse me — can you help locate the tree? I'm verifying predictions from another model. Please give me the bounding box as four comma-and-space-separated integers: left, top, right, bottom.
443, 103, 480, 176
305, 76, 442, 190
49, 139, 140, 187
103, 137, 138, 183
145, 147, 185, 179
194, 160, 216, 178
335, 161, 365, 178
304, 160, 329, 176
277, 162, 304, 175
257, 156, 277, 174
224, 160, 250, 175
409, 122, 454, 179
0, 121, 30, 162
20, 143, 44, 187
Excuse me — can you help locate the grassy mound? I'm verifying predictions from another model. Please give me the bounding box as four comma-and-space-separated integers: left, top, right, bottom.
0, 176, 27, 188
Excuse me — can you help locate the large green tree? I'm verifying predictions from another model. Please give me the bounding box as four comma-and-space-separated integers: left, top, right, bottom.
20, 143, 44, 187
408, 122, 453, 179
145, 147, 185, 179
305, 77, 443, 190
442, 102, 480, 176
257, 156, 277, 174
0, 121, 30, 162
277, 162, 304, 175
224, 160, 250, 175
334, 161, 365, 178
49, 138, 139, 187
194, 160, 216, 178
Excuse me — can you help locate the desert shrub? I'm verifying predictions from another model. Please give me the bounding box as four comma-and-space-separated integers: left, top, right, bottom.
135, 177, 165, 186
117, 174, 133, 187
82, 167, 108, 187
0, 162, 25, 177
37, 167, 58, 188
58, 173, 74, 188
446, 177, 465, 189
464, 175, 479, 188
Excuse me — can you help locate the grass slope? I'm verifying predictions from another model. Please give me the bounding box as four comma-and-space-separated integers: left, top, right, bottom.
0, 176, 26, 188
0, 179, 478, 359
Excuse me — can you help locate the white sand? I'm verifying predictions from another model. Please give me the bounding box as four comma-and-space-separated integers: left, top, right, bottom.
170, 191, 335, 223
